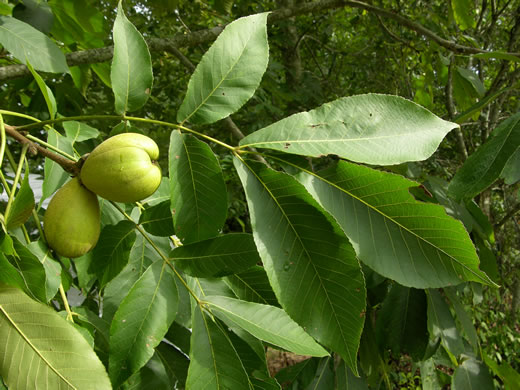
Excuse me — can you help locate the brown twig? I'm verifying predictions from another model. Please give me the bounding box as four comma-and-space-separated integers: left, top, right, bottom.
4, 124, 81, 175
495, 202, 520, 229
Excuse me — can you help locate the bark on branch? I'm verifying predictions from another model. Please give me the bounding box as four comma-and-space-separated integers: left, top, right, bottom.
0, 0, 518, 81
4, 125, 81, 175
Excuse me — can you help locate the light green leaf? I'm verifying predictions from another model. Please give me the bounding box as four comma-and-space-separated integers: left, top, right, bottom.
109, 260, 178, 388
234, 158, 366, 374
186, 306, 254, 389
139, 200, 175, 237
427, 289, 465, 358
375, 284, 428, 361
239, 94, 457, 165
0, 285, 111, 389
205, 295, 329, 357
449, 113, 520, 201
0, 15, 69, 73
454, 86, 513, 124
171, 233, 260, 277
91, 220, 136, 288
177, 12, 269, 124
291, 158, 494, 288
41, 129, 75, 207
63, 121, 100, 144
169, 131, 227, 243
110, 1, 153, 114
5, 167, 34, 230
452, 0, 475, 30
452, 358, 494, 389
225, 265, 279, 306
26, 61, 57, 119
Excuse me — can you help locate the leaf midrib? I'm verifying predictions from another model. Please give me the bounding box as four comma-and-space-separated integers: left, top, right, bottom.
0, 303, 77, 389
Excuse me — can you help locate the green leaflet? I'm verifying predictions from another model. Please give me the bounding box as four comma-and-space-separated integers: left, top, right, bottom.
0, 15, 68, 73
240, 94, 457, 165
177, 13, 269, 124
110, 1, 153, 114
449, 112, 520, 201
109, 260, 178, 387
291, 159, 495, 288
171, 233, 260, 277
204, 295, 329, 357
186, 306, 254, 389
234, 157, 366, 374
169, 131, 227, 243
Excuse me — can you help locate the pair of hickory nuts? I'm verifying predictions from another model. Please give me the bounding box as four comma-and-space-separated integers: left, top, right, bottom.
43, 133, 161, 258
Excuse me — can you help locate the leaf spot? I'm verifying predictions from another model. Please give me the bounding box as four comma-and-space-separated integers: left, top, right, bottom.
284, 142, 291, 149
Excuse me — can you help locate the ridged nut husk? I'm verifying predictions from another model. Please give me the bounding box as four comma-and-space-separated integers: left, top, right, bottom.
80, 133, 162, 203
43, 177, 100, 258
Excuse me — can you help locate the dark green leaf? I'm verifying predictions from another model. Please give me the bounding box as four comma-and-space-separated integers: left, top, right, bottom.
501, 146, 520, 184
449, 113, 520, 201
186, 306, 254, 389
5, 237, 47, 302
177, 13, 269, 124
0, 15, 69, 73
225, 265, 279, 306
90, 220, 136, 288
376, 284, 428, 361
169, 131, 227, 243
12, 0, 53, 33
139, 200, 175, 237
172, 233, 260, 277
156, 342, 190, 388
336, 359, 369, 390
305, 357, 334, 390
235, 158, 366, 374
427, 289, 465, 358
109, 260, 178, 387
240, 94, 457, 165
111, 1, 153, 114
293, 159, 494, 288
444, 287, 479, 352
